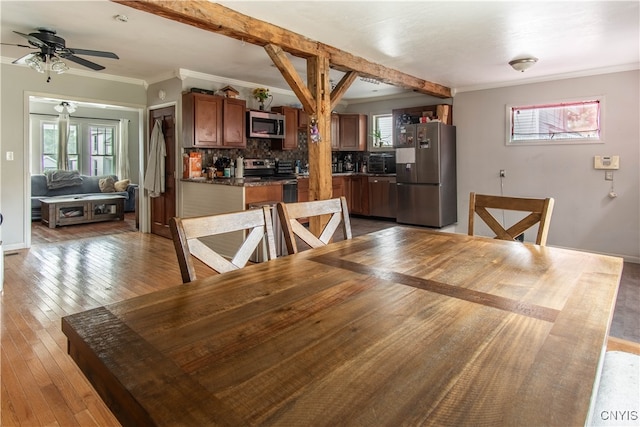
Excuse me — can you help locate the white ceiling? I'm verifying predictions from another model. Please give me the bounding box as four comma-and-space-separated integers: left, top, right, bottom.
1, 1, 638, 102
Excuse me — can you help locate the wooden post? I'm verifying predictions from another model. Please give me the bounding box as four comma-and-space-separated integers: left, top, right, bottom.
307, 55, 333, 235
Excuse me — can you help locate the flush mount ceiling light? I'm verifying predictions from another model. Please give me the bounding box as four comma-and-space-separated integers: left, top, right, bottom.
509, 57, 538, 72
360, 77, 381, 85
54, 101, 77, 114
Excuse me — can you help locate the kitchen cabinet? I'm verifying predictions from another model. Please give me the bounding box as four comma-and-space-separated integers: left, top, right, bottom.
182, 92, 246, 148
245, 185, 282, 209
299, 176, 344, 200
298, 109, 308, 129
392, 104, 453, 139
347, 175, 369, 215
338, 114, 367, 151
182, 92, 222, 147
271, 106, 298, 150
331, 114, 340, 151
368, 176, 397, 218
332, 176, 345, 198
297, 177, 309, 203
222, 97, 246, 148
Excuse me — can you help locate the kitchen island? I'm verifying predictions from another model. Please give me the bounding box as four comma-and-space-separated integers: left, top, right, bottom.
181, 177, 293, 259
182, 173, 396, 214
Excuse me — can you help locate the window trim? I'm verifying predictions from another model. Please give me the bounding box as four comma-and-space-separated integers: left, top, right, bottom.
369, 113, 393, 151
506, 96, 605, 146
32, 115, 119, 175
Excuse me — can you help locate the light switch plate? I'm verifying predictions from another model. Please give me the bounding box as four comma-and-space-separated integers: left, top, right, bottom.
594, 155, 619, 170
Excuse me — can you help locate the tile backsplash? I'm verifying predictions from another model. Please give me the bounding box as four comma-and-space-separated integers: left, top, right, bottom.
184, 131, 393, 172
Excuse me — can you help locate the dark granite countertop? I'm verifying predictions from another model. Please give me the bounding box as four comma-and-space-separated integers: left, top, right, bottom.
181, 172, 396, 187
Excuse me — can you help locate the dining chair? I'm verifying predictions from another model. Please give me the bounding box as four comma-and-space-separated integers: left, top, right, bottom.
468, 192, 555, 246
276, 196, 352, 255
169, 206, 277, 283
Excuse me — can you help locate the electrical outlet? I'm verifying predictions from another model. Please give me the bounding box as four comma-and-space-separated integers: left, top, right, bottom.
605, 171, 614, 181
499, 169, 506, 178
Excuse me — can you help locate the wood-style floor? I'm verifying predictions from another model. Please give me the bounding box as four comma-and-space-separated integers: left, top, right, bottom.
1, 214, 638, 426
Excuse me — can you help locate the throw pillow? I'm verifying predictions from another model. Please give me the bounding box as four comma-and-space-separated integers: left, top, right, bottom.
99, 177, 116, 193
114, 179, 130, 192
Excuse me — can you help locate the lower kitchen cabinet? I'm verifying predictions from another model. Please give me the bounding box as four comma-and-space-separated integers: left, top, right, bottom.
245, 185, 282, 209
347, 175, 369, 215
368, 176, 397, 218
332, 176, 345, 199
297, 175, 396, 218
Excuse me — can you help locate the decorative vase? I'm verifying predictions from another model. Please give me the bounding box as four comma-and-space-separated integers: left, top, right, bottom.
259, 101, 265, 110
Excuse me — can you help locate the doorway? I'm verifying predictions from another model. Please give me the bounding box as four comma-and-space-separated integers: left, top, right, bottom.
28, 95, 144, 245
148, 106, 177, 239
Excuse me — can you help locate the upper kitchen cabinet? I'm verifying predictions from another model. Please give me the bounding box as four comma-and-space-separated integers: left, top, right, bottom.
338, 114, 367, 151
222, 97, 246, 148
182, 92, 246, 148
392, 104, 452, 130
298, 109, 308, 130
182, 92, 222, 147
331, 113, 340, 151
271, 106, 298, 150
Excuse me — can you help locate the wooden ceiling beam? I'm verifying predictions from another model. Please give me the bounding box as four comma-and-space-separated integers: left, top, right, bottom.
330, 71, 359, 111
263, 44, 316, 114
112, 0, 452, 99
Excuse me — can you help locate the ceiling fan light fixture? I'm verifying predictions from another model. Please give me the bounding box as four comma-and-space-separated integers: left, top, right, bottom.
54, 101, 76, 114
26, 54, 45, 73
509, 57, 538, 72
50, 56, 69, 74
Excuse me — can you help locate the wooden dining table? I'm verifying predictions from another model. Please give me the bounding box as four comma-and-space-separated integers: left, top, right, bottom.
62, 226, 623, 427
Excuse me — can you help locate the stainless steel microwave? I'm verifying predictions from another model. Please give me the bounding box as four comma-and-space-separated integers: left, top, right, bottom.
246, 110, 285, 139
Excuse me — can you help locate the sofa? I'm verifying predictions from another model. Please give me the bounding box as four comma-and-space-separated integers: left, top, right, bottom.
31, 173, 138, 221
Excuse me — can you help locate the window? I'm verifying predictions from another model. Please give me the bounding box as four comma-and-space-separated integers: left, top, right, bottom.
90, 126, 115, 176
507, 98, 602, 145
371, 114, 393, 148
41, 121, 78, 171
35, 117, 118, 175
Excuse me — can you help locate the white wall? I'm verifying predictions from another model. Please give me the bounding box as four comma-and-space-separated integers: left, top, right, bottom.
452, 71, 639, 261
0, 64, 147, 249
343, 70, 639, 261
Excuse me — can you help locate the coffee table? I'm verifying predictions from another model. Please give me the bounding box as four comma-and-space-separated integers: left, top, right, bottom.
40, 194, 125, 228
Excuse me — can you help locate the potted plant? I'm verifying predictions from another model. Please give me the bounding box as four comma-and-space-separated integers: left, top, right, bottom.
370, 128, 388, 147
252, 87, 271, 110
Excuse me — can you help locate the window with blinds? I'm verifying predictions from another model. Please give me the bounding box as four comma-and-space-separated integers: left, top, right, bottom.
372, 114, 393, 148
507, 98, 603, 145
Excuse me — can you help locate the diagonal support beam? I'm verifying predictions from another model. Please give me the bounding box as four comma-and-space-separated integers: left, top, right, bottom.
330, 71, 358, 111
263, 44, 315, 114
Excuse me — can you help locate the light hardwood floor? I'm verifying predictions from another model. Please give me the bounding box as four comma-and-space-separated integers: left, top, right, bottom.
1, 215, 638, 426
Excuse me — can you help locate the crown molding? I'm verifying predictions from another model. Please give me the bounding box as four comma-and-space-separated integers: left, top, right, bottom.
1, 57, 148, 88
454, 63, 640, 94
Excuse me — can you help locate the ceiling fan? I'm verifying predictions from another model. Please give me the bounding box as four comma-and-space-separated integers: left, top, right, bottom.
3, 28, 119, 82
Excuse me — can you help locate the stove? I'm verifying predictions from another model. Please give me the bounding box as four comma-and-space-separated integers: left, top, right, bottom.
243, 158, 296, 180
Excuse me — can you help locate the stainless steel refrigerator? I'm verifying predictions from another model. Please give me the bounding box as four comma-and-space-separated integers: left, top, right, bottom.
395, 122, 457, 227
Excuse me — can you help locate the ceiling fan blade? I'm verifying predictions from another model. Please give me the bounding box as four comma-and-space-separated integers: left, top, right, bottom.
62, 54, 105, 71
66, 48, 119, 59
13, 30, 47, 48
11, 52, 38, 65
0, 42, 34, 49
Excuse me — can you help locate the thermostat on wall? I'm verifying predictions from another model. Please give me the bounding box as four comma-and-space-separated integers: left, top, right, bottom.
594, 155, 620, 170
